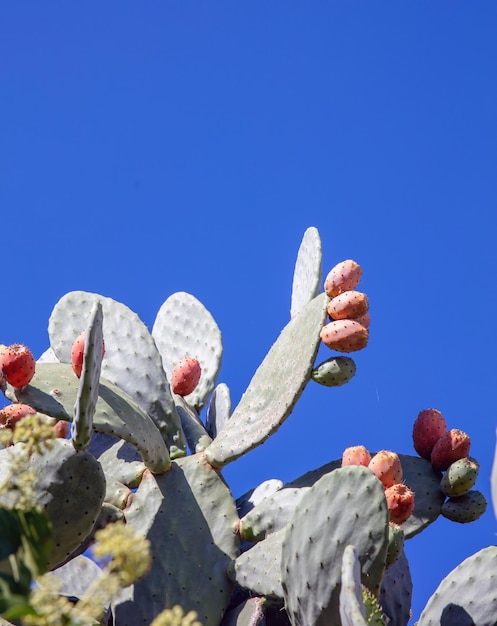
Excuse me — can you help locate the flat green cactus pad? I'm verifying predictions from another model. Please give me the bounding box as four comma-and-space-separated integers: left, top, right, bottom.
205, 293, 329, 468
152, 291, 223, 412
6, 362, 170, 474
47, 290, 185, 455
281, 466, 389, 626
417, 546, 497, 625
232, 527, 286, 600
113, 454, 240, 626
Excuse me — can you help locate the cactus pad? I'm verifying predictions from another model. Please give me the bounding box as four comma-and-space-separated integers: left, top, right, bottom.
205, 293, 328, 468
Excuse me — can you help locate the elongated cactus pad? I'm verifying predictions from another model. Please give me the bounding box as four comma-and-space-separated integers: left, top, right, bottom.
205, 293, 328, 468
72, 300, 104, 450
220, 598, 266, 626
6, 363, 170, 473
205, 382, 232, 439
152, 292, 223, 412
48, 290, 185, 456
281, 466, 389, 626
113, 454, 240, 626
339, 545, 368, 626
380, 550, 412, 626
290, 226, 322, 319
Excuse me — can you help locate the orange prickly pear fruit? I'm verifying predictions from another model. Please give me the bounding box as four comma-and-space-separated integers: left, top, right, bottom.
368, 450, 403, 489
412, 408, 447, 459
53, 420, 70, 439
431, 428, 471, 472
385, 484, 415, 524
0, 344, 36, 388
320, 319, 368, 353
352, 311, 370, 329
327, 290, 369, 321
0, 403, 37, 429
341, 445, 371, 467
171, 357, 202, 396
324, 260, 362, 298
71, 330, 105, 378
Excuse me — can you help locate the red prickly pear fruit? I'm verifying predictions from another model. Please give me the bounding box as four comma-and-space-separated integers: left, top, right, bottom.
352, 311, 370, 329
412, 408, 447, 460
324, 260, 362, 298
171, 357, 202, 396
384, 484, 415, 524
71, 330, 105, 378
0, 403, 37, 429
430, 428, 471, 472
368, 450, 403, 489
53, 420, 70, 439
0, 344, 36, 388
341, 445, 371, 467
320, 320, 368, 353
327, 290, 369, 321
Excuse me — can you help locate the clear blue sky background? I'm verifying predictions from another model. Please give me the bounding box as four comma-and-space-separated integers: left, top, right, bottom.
1, 3, 496, 623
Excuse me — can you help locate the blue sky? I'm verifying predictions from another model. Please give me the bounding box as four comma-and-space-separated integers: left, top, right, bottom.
1, 3, 497, 623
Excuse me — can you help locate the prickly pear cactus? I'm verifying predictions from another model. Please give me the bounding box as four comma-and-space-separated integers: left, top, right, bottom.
0, 226, 489, 626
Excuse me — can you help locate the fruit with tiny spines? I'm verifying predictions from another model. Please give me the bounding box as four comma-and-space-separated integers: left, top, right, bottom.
412, 408, 447, 460
0, 343, 36, 388
324, 260, 362, 298
368, 450, 403, 489
0, 403, 37, 429
440, 457, 479, 497
431, 428, 471, 472
441, 490, 487, 523
384, 484, 415, 524
171, 357, 202, 396
327, 290, 368, 321
311, 356, 356, 387
320, 319, 368, 353
71, 330, 105, 378
341, 445, 371, 467
352, 311, 370, 328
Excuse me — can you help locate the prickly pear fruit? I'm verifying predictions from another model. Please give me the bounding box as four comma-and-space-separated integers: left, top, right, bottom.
71, 330, 105, 378
384, 484, 415, 524
0, 403, 37, 429
412, 408, 447, 460
431, 428, 471, 472
171, 357, 202, 396
320, 319, 368, 353
327, 290, 368, 321
441, 490, 487, 523
385, 522, 405, 568
341, 445, 371, 467
324, 260, 362, 298
311, 356, 356, 387
352, 311, 370, 329
0, 343, 36, 388
440, 457, 479, 497
53, 420, 69, 439
368, 450, 403, 489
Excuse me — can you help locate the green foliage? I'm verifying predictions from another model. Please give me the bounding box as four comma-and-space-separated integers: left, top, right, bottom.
0, 227, 491, 625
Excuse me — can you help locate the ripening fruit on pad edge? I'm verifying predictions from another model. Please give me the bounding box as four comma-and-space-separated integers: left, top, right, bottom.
71, 330, 105, 378
412, 408, 447, 460
171, 357, 202, 396
385, 484, 415, 524
320, 319, 368, 353
0, 344, 36, 388
324, 259, 362, 298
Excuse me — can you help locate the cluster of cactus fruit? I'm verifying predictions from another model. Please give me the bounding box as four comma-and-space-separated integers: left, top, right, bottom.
0, 226, 494, 625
